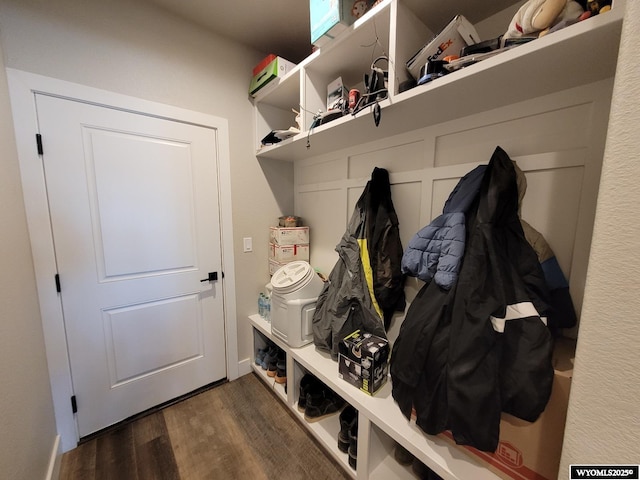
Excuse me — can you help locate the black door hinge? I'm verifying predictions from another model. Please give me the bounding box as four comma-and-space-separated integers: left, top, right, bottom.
71, 395, 77, 414
55, 274, 61, 293
36, 134, 43, 155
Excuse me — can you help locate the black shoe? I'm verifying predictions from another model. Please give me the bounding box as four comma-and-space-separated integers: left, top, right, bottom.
348, 417, 358, 470
298, 374, 320, 412
304, 384, 345, 423
394, 441, 415, 466
412, 458, 443, 480
338, 405, 357, 453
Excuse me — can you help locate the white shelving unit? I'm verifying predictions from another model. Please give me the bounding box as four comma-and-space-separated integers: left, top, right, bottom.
250, 1, 626, 478
250, 314, 500, 480
252, 0, 624, 162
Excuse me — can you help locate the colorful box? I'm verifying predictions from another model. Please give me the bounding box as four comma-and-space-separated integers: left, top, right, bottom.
310, 0, 354, 47
338, 330, 389, 395
249, 56, 296, 96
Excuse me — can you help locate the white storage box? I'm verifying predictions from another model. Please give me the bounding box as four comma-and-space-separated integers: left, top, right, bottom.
269, 226, 310, 245
269, 243, 310, 262
406, 15, 480, 80
270, 261, 325, 347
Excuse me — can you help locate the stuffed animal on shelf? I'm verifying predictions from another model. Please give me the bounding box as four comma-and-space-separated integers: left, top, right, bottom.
586, 0, 612, 15
503, 0, 585, 40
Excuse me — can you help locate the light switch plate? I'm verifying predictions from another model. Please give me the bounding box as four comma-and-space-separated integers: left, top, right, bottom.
243, 237, 253, 253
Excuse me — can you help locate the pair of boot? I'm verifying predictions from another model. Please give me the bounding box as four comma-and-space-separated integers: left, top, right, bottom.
394, 442, 443, 479
338, 404, 358, 469
298, 374, 345, 422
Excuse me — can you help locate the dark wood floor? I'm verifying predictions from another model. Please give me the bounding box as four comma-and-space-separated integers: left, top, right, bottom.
60, 373, 351, 480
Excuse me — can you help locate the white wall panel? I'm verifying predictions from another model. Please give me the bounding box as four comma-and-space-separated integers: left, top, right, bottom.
348, 140, 425, 178
433, 103, 592, 167
297, 188, 347, 275
295, 81, 612, 336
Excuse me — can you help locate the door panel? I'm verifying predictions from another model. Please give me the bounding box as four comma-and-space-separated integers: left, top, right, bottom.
36, 93, 227, 437
103, 293, 203, 385
89, 129, 198, 277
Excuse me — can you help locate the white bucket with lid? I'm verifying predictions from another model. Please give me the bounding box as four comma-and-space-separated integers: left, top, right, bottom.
270, 261, 324, 347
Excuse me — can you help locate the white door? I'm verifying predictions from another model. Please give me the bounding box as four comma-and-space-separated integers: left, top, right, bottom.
35, 93, 227, 437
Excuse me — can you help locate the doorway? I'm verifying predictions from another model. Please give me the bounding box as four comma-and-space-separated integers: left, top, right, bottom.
7, 69, 238, 451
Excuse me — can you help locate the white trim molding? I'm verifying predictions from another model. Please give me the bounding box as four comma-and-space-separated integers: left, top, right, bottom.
6, 68, 238, 452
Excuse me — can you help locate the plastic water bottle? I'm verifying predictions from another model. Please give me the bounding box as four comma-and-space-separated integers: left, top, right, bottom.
258, 293, 265, 317
265, 295, 271, 322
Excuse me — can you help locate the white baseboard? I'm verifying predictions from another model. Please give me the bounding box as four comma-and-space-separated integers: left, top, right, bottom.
237, 358, 253, 377
45, 435, 61, 480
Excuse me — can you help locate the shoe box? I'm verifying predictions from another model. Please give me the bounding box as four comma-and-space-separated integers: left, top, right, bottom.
438, 336, 576, 480
338, 329, 389, 396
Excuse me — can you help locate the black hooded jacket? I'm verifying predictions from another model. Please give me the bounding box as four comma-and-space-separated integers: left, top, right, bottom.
390, 147, 554, 452
313, 167, 405, 358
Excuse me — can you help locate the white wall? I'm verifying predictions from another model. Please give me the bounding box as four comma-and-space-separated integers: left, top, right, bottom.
0, 0, 292, 384
0, 37, 58, 480
559, 0, 640, 474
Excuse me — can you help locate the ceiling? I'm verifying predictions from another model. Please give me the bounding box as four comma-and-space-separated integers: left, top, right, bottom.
143, 0, 519, 64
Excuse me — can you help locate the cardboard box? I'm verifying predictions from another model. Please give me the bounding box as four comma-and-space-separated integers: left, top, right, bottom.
338, 330, 389, 395
406, 15, 480, 80
252, 54, 277, 76
268, 258, 287, 276
249, 56, 296, 96
440, 337, 576, 480
309, 0, 354, 47
269, 243, 310, 263
269, 226, 310, 245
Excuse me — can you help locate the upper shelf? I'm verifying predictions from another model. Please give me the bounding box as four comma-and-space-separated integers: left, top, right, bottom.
255, 7, 623, 162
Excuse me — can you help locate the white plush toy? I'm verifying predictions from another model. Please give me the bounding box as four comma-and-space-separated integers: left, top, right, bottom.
504, 0, 585, 39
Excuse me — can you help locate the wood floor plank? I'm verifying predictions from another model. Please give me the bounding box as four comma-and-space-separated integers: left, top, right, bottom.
59, 374, 351, 480
221, 374, 351, 480
95, 423, 138, 480
163, 380, 268, 480
133, 413, 180, 480
58, 440, 97, 480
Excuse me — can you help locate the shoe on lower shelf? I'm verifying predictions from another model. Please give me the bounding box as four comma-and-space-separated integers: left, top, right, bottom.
348, 416, 358, 470
255, 346, 269, 366
394, 441, 415, 466
338, 405, 357, 453
260, 346, 279, 370
274, 360, 286, 384
304, 384, 345, 423
412, 458, 443, 480
297, 373, 320, 412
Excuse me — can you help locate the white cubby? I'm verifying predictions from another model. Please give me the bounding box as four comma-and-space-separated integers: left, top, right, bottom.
249, 314, 501, 480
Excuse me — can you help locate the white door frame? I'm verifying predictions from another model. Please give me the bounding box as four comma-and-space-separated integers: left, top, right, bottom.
6, 68, 239, 453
